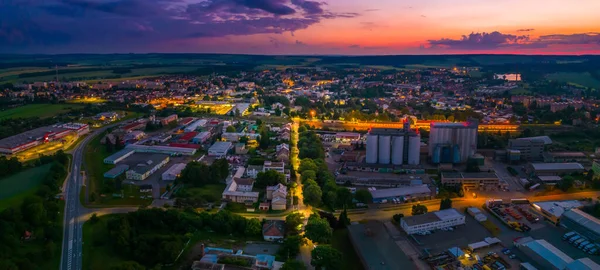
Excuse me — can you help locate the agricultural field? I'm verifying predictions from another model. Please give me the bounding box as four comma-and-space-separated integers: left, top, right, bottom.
0, 103, 83, 120
0, 164, 52, 210
547, 72, 600, 89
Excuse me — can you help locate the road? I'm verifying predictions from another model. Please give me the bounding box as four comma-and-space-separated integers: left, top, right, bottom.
60, 124, 139, 270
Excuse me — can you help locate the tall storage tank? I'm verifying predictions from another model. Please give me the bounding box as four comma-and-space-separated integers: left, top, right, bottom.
378, 135, 391, 164
366, 134, 378, 164
391, 136, 404, 165
408, 135, 421, 165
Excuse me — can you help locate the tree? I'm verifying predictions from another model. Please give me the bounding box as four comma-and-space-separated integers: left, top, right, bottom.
245, 218, 262, 236
255, 170, 286, 188
440, 198, 452, 210
285, 213, 304, 235
393, 213, 404, 222
335, 188, 353, 208
466, 159, 481, 172
281, 260, 306, 270
337, 207, 350, 228
277, 235, 306, 260
311, 245, 342, 270
355, 189, 373, 204
305, 214, 332, 244
90, 213, 100, 224
300, 170, 317, 183
303, 184, 322, 207
558, 175, 575, 192
259, 130, 270, 149
411, 204, 428, 216
110, 261, 145, 270
226, 125, 236, 132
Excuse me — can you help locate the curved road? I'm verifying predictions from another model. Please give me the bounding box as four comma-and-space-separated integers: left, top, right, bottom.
60, 125, 138, 270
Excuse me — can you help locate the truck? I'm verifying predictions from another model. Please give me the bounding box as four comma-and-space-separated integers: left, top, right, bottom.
569, 235, 582, 243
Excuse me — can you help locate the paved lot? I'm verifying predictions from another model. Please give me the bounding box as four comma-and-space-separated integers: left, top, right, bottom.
528, 225, 600, 264
243, 243, 280, 256
413, 215, 492, 254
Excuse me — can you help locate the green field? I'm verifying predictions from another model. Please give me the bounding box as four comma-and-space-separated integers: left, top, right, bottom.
185, 184, 227, 202
547, 72, 600, 89
0, 164, 52, 210
0, 103, 83, 120
82, 215, 127, 270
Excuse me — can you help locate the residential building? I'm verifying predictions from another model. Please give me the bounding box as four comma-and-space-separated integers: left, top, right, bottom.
162, 163, 187, 181
267, 183, 287, 211
263, 161, 285, 174
208, 141, 232, 157
246, 165, 263, 178
429, 120, 478, 164
400, 208, 466, 234
262, 220, 285, 242
125, 154, 170, 180
441, 172, 501, 191
222, 178, 259, 204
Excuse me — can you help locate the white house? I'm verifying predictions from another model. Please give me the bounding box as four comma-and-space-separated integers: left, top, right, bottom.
400, 208, 465, 235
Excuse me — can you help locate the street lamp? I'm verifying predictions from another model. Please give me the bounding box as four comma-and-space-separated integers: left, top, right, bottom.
310, 110, 316, 119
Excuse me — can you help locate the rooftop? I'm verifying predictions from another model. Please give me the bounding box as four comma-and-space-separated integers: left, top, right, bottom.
347, 222, 412, 270
402, 208, 464, 227
127, 154, 170, 175
442, 172, 499, 179
532, 200, 582, 219
566, 258, 600, 270
0, 124, 71, 149
430, 121, 478, 129
518, 136, 553, 145
208, 141, 232, 153
530, 163, 584, 171
562, 209, 600, 235
522, 239, 573, 269
369, 185, 431, 199
545, 152, 587, 158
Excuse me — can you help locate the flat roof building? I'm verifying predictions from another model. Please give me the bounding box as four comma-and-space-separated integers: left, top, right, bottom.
0, 124, 80, 155
561, 208, 600, 243
103, 164, 130, 179
508, 138, 545, 162
125, 144, 197, 155
441, 172, 500, 191
400, 208, 465, 234
369, 185, 432, 203
208, 141, 232, 157
104, 149, 136, 164
527, 163, 585, 176
162, 163, 187, 181
347, 222, 414, 270
515, 237, 600, 270
125, 154, 170, 181
532, 200, 583, 224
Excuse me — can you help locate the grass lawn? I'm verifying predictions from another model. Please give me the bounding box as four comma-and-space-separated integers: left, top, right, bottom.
0, 164, 52, 210
331, 229, 364, 270
0, 103, 83, 120
82, 215, 128, 270
186, 184, 226, 202
547, 72, 600, 89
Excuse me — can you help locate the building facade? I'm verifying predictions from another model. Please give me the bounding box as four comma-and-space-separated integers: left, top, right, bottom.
429, 120, 478, 164
365, 121, 421, 165
400, 209, 466, 234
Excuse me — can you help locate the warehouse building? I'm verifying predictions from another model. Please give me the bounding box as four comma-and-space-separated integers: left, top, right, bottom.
125, 154, 170, 181
162, 163, 187, 181
400, 208, 465, 235
104, 149, 136, 164
366, 121, 421, 165
125, 144, 197, 155
429, 120, 478, 164
208, 141, 233, 157
543, 152, 590, 165
0, 123, 89, 155
441, 172, 501, 191
515, 237, 600, 270
531, 200, 582, 224
103, 164, 130, 179
561, 208, 600, 243
527, 163, 585, 177
369, 185, 432, 203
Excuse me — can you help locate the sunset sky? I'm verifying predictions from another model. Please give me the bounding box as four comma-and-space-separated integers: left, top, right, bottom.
2, 0, 600, 54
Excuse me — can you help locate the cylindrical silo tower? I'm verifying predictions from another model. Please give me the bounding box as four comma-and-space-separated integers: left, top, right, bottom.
408, 135, 421, 165
378, 135, 391, 164
391, 136, 404, 165
366, 134, 378, 164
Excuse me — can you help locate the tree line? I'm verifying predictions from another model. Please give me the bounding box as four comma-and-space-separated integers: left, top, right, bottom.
0, 151, 69, 269
177, 159, 230, 187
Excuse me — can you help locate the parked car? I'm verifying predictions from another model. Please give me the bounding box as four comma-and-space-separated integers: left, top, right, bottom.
509, 254, 517, 259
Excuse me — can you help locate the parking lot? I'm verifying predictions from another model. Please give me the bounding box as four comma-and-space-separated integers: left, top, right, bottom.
487, 203, 545, 232
412, 215, 493, 254
243, 243, 280, 256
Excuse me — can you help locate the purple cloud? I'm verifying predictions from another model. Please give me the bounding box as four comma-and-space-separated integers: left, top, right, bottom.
517, 28, 535, 32
428, 31, 529, 50
0, 0, 360, 53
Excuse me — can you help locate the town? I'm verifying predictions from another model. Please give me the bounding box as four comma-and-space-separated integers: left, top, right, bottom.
2, 57, 600, 270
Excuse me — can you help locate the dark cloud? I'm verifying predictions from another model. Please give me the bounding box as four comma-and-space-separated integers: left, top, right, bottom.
428, 31, 600, 50
428, 31, 530, 50
517, 28, 535, 32
295, 40, 307, 46
348, 44, 360, 49
0, 0, 360, 53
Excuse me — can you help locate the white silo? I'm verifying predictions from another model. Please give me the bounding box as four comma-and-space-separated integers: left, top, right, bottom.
378, 135, 391, 164
366, 134, 378, 164
391, 136, 404, 165
408, 135, 421, 165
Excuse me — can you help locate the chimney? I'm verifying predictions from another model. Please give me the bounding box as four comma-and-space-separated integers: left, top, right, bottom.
200, 244, 205, 258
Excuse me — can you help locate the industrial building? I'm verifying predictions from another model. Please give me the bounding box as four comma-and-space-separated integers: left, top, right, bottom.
208, 141, 233, 157
103, 164, 130, 179
104, 149, 136, 164
192, 131, 211, 144
429, 120, 478, 164
543, 152, 590, 165
531, 200, 582, 224
441, 172, 501, 191
125, 144, 197, 155
162, 163, 187, 181
507, 137, 546, 162
527, 163, 585, 177
184, 119, 207, 132
125, 154, 170, 181
400, 208, 465, 234
515, 237, 600, 270
561, 208, 600, 243
0, 123, 89, 155
160, 114, 178, 126
369, 185, 432, 203
365, 121, 421, 165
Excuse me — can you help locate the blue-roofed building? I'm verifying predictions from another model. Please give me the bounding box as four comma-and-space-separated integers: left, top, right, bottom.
103, 164, 129, 179
103, 149, 135, 164
566, 258, 600, 270
561, 209, 600, 243
516, 237, 573, 270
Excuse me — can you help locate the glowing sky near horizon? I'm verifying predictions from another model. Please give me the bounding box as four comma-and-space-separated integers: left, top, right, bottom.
1, 0, 599, 54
